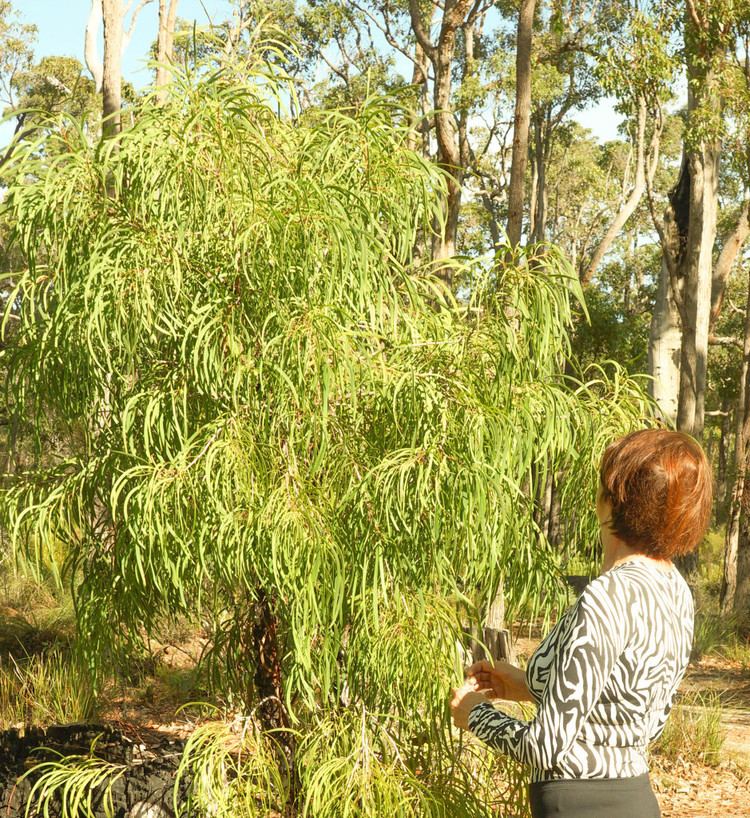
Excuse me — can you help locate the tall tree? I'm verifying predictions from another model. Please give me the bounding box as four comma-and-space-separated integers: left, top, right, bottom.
721, 265, 750, 615
155, 0, 179, 104
85, 0, 151, 136
505, 0, 536, 247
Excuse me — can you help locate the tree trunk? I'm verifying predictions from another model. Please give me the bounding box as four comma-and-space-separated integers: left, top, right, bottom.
102, 0, 124, 137
407, 0, 473, 278
673, 12, 723, 439
530, 114, 547, 244
717, 396, 731, 525
647, 257, 682, 425
505, 0, 535, 248
676, 147, 720, 439
85, 0, 104, 92
250, 589, 297, 811
736, 489, 750, 627
721, 269, 750, 615
155, 0, 180, 104
711, 199, 750, 327
474, 583, 514, 665
529, 150, 538, 238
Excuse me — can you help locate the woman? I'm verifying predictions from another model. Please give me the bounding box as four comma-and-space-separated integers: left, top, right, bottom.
450, 428, 711, 818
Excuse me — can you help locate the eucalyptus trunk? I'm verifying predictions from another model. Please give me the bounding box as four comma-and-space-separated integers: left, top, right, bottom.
506, 0, 536, 248
102, 0, 124, 137
721, 269, 750, 614
155, 0, 180, 105
647, 258, 681, 426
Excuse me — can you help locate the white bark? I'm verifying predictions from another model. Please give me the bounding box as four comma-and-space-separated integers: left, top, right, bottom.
648, 257, 682, 425
85, 0, 104, 92
155, 0, 180, 104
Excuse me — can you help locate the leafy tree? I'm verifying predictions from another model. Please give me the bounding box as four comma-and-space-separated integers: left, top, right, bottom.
1, 53, 652, 814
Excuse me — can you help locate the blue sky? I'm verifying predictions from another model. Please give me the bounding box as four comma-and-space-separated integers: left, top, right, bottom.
10, 1, 620, 141
19, 0, 231, 86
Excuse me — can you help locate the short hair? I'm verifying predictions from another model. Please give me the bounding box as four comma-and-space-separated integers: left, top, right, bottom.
598, 429, 712, 559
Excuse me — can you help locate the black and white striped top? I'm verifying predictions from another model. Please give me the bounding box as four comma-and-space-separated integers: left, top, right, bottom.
468, 557, 694, 782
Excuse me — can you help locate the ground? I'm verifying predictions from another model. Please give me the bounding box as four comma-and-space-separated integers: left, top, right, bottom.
658, 656, 750, 818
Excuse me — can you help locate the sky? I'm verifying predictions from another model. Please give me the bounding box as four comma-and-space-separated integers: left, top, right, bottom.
9, 1, 621, 141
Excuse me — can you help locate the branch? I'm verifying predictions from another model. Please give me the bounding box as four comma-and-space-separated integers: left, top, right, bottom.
319, 48, 349, 85
685, 0, 705, 32
581, 97, 663, 284
709, 334, 743, 350
349, 1, 423, 70
408, 0, 436, 61
439, 0, 472, 40
710, 197, 750, 327
123, 0, 154, 52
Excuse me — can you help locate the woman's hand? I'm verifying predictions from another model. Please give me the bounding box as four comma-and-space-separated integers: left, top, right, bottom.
463, 659, 533, 702
450, 682, 489, 730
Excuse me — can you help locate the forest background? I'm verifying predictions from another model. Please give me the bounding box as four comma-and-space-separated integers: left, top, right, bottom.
0, 1, 749, 817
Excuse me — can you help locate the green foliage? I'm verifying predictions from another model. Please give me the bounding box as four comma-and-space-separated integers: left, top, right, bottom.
1, 56, 652, 811
22, 739, 126, 818
175, 715, 290, 816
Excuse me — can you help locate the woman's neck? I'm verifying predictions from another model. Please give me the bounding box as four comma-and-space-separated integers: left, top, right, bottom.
600, 530, 673, 574
600, 533, 639, 573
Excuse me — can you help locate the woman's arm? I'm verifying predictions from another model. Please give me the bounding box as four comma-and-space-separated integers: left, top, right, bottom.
460, 574, 632, 772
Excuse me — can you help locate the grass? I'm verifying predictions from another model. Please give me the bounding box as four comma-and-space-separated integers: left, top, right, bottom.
653, 691, 726, 767
0, 651, 97, 728
690, 528, 750, 666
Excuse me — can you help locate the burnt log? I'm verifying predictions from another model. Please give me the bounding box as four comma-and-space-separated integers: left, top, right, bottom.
0, 724, 189, 818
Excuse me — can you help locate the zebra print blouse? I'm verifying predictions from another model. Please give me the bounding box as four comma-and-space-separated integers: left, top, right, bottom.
468, 557, 694, 782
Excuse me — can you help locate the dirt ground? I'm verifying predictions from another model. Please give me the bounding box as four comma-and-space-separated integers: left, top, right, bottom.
658, 657, 750, 818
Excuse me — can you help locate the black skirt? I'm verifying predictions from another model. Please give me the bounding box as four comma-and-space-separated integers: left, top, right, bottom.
528, 773, 660, 818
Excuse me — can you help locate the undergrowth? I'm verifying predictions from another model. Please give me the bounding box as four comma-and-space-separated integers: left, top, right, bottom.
652, 691, 725, 767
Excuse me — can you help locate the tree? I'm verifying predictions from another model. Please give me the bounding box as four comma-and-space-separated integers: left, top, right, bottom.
505, 0, 536, 247
527, 0, 600, 245
0, 58, 652, 814
581, 0, 676, 284
155, 0, 179, 104
647, 1, 750, 438
720, 264, 750, 617
0, 1, 36, 164
85, 0, 152, 135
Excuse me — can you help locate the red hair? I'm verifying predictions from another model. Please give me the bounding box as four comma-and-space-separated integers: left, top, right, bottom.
599, 429, 712, 558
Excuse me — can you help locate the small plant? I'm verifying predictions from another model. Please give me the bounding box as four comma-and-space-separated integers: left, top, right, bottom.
691, 612, 733, 660
174, 713, 290, 817
22, 738, 126, 818
653, 691, 725, 767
